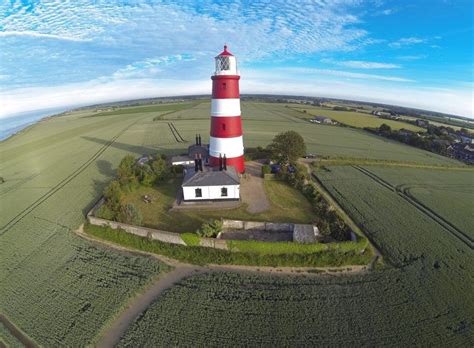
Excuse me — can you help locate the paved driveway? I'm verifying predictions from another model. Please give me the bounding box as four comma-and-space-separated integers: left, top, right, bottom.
241, 161, 271, 214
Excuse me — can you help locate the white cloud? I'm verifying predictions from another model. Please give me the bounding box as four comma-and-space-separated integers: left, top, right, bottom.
397, 55, 427, 61
389, 37, 425, 48
279, 67, 413, 82
0, 30, 90, 42
322, 59, 401, 69
108, 54, 196, 80
1, 75, 471, 119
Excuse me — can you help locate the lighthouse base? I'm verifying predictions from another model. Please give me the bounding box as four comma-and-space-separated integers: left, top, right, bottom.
210, 155, 245, 174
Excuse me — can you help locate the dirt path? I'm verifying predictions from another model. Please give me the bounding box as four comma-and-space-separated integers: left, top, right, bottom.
95, 266, 204, 348
75, 225, 370, 347
0, 314, 38, 348
241, 161, 271, 213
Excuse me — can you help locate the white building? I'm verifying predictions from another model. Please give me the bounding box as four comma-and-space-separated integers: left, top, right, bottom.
182, 166, 240, 201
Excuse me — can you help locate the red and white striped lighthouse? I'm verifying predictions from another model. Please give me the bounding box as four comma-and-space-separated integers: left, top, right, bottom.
209, 45, 245, 173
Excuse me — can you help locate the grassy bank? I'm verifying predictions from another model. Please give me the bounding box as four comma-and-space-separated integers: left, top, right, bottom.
85, 224, 373, 267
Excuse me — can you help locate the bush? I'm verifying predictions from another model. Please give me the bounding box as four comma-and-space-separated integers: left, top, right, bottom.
119, 203, 143, 226
96, 205, 116, 220
197, 219, 223, 238
261, 164, 271, 176
117, 155, 136, 185
103, 180, 123, 212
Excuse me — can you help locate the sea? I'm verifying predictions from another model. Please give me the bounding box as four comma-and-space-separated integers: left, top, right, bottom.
0, 107, 71, 141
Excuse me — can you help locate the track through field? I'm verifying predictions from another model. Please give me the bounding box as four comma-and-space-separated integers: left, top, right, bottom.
0, 115, 150, 235
167, 122, 186, 143
352, 165, 473, 249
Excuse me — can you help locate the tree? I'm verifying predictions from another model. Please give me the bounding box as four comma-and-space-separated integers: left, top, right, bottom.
379, 123, 391, 133
151, 156, 169, 182
117, 155, 136, 185
136, 163, 156, 186
119, 203, 143, 226
103, 180, 123, 213
267, 131, 306, 164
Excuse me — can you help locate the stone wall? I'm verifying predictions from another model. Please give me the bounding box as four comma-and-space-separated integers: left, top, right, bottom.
222, 219, 294, 232
88, 215, 186, 245
87, 199, 185, 245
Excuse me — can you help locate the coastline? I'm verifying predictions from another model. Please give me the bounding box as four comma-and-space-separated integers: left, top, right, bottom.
0, 107, 71, 142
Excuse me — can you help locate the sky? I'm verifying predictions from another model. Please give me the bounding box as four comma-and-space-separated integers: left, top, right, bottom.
0, 0, 473, 118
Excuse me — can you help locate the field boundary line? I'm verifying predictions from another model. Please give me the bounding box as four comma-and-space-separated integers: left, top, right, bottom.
0, 313, 38, 348
314, 159, 472, 171
309, 171, 384, 264
353, 165, 473, 249
0, 115, 149, 235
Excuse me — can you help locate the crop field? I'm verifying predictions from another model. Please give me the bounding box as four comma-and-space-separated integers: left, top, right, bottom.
161, 102, 459, 165
364, 166, 474, 239
290, 105, 424, 131
0, 100, 471, 345
118, 268, 471, 346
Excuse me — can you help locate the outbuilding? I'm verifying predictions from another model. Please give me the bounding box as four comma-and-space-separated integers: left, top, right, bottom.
182, 165, 240, 201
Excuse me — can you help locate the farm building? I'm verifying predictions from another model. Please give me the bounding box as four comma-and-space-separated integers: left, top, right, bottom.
171, 134, 209, 166
182, 163, 240, 201
310, 116, 334, 124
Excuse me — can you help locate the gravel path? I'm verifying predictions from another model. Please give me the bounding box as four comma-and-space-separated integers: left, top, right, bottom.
241, 161, 271, 213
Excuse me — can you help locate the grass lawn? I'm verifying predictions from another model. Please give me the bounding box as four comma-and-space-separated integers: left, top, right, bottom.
122, 178, 316, 233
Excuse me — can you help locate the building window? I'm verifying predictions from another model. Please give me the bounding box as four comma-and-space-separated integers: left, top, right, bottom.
222, 123, 226, 131
195, 188, 202, 198
223, 82, 227, 90
221, 187, 228, 197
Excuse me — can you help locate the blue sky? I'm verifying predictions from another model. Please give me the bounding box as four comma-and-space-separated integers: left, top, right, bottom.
0, 0, 472, 118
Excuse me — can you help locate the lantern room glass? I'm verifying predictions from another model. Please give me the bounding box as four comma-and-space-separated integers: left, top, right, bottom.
216, 56, 230, 71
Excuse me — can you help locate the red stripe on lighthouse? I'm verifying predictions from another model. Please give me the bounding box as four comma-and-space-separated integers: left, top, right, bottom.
211, 75, 240, 99
210, 116, 242, 138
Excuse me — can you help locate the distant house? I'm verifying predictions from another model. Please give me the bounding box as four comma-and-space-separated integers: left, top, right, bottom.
310, 116, 333, 124
182, 166, 240, 201
415, 119, 429, 128
399, 129, 416, 138
170, 155, 194, 166
459, 135, 473, 144
448, 143, 474, 164
171, 134, 209, 167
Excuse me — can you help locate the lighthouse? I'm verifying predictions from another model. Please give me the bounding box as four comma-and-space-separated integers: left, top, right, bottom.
209, 45, 245, 173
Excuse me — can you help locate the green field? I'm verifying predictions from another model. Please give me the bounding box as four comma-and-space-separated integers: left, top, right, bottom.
118, 267, 470, 346
290, 105, 424, 131
122, 178, 315, 232
1, 101, 472, 345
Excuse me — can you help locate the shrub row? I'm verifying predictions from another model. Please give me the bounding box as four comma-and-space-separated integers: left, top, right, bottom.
85, 224, 372, 267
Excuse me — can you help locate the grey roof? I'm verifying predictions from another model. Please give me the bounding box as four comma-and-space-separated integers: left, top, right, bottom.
182, 166, 240, 187
188, 144, 208, 158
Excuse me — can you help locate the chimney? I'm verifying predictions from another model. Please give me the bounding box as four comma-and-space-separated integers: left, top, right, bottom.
223, 154, 227, 171
198, 134, 202, 146
195, 134, 198, 145
219, 153, 223, 171
194, 159, 199, 172
197, 153, 203, 171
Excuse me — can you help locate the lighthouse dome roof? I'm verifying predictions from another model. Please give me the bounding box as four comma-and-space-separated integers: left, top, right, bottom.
216, 45, 234, 57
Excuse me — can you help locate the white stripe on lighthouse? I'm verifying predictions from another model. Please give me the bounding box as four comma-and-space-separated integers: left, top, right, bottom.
209, 136, 244, 158
211, 99, 241, 117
